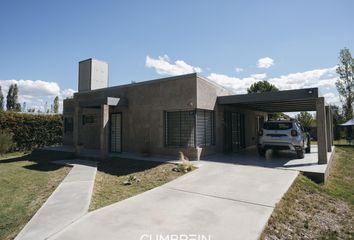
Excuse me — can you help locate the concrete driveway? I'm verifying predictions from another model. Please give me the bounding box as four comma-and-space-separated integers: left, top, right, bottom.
50, 161, 298, 240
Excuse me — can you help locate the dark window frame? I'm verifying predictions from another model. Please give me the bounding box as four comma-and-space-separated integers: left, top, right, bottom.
64, 117, 73, 133
82, 115, 96, 125
164, 109, 215, 148
196, 109, 215, 147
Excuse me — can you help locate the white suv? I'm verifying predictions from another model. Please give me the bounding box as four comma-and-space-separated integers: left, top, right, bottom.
257, 120, 311, 159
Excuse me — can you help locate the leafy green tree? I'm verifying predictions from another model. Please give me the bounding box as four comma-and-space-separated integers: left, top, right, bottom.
247, 80, 279, 93
335, 47, 354, 121
13, 84, 21, 112
0, 86, 4, 111
53, 96, 59, 113
248, 81, 281, 119
6, 84, 21, 111
6, 84, 14, 111
330, 104, 345, 140
295, 112, 314, 129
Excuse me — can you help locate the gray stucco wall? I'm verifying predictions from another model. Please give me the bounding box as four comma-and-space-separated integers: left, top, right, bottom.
195, 76, 267, 156
63, 73, 267, 159
65, 74, 198, 158
63, 99, 74, 145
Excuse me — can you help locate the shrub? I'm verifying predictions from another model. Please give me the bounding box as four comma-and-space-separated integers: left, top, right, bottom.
173, 151, 194, 173
0, 129, 14, 155
123, 175, 141, 185
0, 112, 63, 151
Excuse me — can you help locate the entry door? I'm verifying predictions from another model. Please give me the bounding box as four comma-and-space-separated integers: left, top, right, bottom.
110, 113, 122, 152
231, 112, 245, 152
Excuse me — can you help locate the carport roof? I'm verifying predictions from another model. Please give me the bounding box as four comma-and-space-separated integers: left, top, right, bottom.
218, 88, 320, 112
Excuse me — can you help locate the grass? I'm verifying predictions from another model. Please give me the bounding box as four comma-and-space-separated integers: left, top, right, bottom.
0, 150, 72, 240
311, 139, 354, 146
89, 158, 190, 211
261, 146, 354, 240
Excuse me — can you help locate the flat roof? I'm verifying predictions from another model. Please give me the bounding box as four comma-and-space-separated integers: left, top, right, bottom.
218, 88, 321, 112
74, 72, 232, 97
75, 73, 198, 96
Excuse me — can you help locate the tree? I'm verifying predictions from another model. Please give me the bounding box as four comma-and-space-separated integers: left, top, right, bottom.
53, 96, 59, 113
248, 81, 282, 119
0, 86, 4, 111
6, 84, 21, 111
330, 104, 345, 140
335, 47, 354, 121
13, 84, 21, 112
22, 102, 27, 112
247, 80, 279, 93
295, 112, 314, 130
6, 84, 14, 111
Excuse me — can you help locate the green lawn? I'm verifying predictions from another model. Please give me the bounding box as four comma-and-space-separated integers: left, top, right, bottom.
311, 139, 354, 146
0, 151, 72, 240
89, 158, 188, 211
262, 146, 354, 239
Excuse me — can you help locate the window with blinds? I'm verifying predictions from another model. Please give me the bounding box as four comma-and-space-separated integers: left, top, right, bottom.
196, 110, 215, 146
165, 109, 215, 147
165, 111, 195, 147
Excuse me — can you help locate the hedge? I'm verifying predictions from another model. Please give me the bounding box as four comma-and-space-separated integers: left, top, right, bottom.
0, 112, 63, 150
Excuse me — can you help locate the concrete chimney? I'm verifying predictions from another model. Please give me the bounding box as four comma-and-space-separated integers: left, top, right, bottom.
78, 58, 108, 92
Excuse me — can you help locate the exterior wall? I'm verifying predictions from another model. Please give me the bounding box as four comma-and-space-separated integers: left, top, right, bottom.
90, 59, 108, 90
78, 59, 108, 92
195, 76, 267, 157
63, 99, 74, 145
80, 108, 101, 149
69, 73, 198, 159
78, 60, 91, 92
64, 73, 267, 159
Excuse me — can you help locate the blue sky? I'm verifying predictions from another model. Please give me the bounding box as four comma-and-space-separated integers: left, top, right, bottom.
0, 0, 353, 111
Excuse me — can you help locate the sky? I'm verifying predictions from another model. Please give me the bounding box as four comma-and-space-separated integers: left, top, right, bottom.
0, 0, 353, 112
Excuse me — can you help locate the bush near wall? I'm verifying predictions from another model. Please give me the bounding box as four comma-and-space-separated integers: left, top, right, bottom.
0, 112, 63, 150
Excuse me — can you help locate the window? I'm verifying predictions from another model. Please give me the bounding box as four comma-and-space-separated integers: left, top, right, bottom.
82, 115, 96, 125
196, 110, 215, 146
165, 111, 195, 147
263, 122, 292, 130
64, 117, 73, 133
165, 109, 215, 147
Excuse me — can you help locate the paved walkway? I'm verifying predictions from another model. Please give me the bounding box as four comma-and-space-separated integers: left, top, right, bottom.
49, 161, 298, 240
15, 160, 97, 240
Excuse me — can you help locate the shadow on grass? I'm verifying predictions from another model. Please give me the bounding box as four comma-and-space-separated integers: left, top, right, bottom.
0, 149, 76, 172
98, 157, 166, 177
24, 162, 64, 172
0, 149, 75, 164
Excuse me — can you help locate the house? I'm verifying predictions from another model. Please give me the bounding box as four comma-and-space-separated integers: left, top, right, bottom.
63, 58, 333, 163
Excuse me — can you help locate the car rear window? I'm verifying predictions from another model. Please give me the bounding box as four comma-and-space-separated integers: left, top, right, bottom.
263, 122, 292, 130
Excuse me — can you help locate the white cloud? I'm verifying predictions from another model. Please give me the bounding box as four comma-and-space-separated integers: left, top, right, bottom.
257, 57, 274, 69
60, 88, 75, 100
145, 55, 202, 76
207, 73, 259, 94
0, 79, 76, 112
250, 73, 267, 79
323, 92, 340, 105
316, 78, 337, 89
235, 67, 244, 73
206, 66, 340, 106
268, 66, 337, 90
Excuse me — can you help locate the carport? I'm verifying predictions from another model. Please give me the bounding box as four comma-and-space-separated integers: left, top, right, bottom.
218, 88, 333, 164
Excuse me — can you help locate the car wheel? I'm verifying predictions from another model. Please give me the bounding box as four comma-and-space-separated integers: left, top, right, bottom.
258, 148, 265, 157
305, 144, 311, 153
296, 148, 305, 159
305, 136, 311, 153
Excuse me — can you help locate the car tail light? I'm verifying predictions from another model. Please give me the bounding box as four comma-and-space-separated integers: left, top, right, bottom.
291, 130, 298, 136
258, 129, 263, 136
